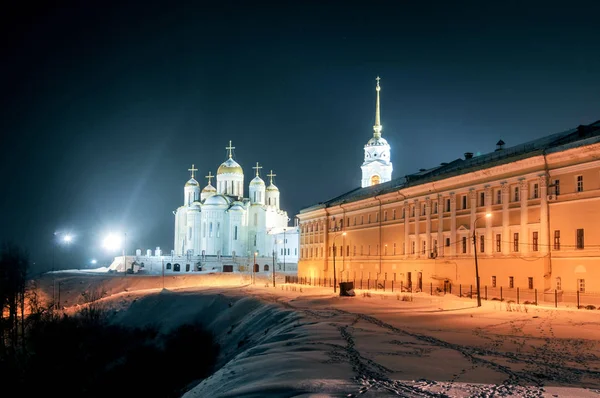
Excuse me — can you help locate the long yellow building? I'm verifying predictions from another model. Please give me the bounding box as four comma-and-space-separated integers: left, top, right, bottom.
297, 83, 599, 300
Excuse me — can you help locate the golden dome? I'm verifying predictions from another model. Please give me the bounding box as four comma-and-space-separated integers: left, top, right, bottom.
217, 158, 243, 175
250, 176, 265, 186
266, 183, 279, 192
185, 178, 200, 187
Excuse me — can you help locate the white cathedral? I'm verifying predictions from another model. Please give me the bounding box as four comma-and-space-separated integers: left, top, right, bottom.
361, 76, 393, 187
173, 141, 291, 258
107, 141, 299, 274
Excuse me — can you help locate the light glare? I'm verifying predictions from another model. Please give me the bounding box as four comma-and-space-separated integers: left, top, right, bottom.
103, 234, 122, 251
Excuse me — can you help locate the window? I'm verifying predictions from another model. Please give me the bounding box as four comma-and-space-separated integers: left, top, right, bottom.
347, 217, 350, 227
368, 245, 371, 255
402, 208, 405, 219
491, 276, 497, 287
216, 222, 220, 238
514, 186, 520, 202
496, 189, 502, 205
320, 247, 323, 257
353, 245, 356, 256
576, 229, 584, 249
254, 234, 257, 246
328, 246, 332, 257
554, 179, 560, 195
234, 226, 238, 240
554, 230, 560, 250
346, 245, 350, 256
384, 245, 388, 255
411, 207, 415, 217
462, 237, 467, 253
513, 233, 519, 252
445, 238, 450, 247
532, 231, 538, 251
361, 215, 364, 224
576, 175, 584, 192
393, 209, 396, 219
339, 246, 343, 256
509, 276, 514, 288
496, 234, 501, 252
462, 195, 467, 209
480, 235, 485, 253
532, 183, 539, 199
209, 222, 213, 238
376, 213, 379, 222
203, 223, 206, 238
411, 241, 415, 254
360, 245, 363, 255
393, 243, 396, 255
433, 202, 438, 214
556, 277, 561, 291
422, 204, 426, 216
422, 241, 426, 254
528, 277, 533, 289
353, 217, 356, 226
480, 192, 485, 207
578, 278, 585, 293
368, 214, 371, 223
384, 211, 387, 221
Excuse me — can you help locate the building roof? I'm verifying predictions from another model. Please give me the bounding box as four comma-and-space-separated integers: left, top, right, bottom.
300, 120, 600, 214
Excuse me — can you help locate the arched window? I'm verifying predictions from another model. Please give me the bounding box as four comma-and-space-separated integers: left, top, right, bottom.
370, 175, 380, 186
166, 263, 172, 270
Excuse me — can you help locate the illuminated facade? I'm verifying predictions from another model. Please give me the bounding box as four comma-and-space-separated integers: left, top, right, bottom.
298, 120, 600, 294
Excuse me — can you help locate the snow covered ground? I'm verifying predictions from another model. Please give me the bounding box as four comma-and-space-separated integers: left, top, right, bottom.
44, 272, 600, 397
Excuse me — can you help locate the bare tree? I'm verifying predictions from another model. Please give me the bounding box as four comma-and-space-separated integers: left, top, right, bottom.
0, 242, 29, 352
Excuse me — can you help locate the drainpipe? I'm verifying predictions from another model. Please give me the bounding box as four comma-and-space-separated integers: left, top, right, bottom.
375, 194, 383, 276
542, 150, 553, 281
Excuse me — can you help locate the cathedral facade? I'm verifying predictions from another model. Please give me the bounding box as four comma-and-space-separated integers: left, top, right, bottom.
173, 141, 290, 258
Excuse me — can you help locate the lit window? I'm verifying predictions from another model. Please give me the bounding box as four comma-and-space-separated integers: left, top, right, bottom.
528, 277, 533, 289
532, 183, 539, 199
532, 231, 538, 251
514, 186, 520, 202
509, 276, 514, 288
496, 189, 502, 204
554, 230, 560, 250
491, 276, 496, 287
513, 233, 519, 252
496, 234, 501, 252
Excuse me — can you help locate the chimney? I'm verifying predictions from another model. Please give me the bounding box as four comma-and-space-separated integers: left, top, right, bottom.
464, 152, 473, 160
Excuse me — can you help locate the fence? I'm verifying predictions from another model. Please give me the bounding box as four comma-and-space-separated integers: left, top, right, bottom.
283, 276, 600, 309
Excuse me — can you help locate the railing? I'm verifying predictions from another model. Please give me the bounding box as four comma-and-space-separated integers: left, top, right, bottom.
283, 276, 600, 309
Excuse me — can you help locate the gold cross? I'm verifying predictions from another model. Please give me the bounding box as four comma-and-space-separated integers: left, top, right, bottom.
267, 169, 276, 184
205, 171, 214, 185
188, 164, 198, 178
226, 140, 235, 158
252, 162, 262, 177
376, 76, 381, 87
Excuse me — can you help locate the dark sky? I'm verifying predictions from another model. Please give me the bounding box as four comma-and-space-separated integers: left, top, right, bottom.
2, 1, 599, 273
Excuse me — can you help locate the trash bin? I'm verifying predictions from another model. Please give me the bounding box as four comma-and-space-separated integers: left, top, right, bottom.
339, 281, 355, 297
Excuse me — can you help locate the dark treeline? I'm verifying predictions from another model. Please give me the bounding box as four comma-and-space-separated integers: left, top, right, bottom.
0, 242, 220, 398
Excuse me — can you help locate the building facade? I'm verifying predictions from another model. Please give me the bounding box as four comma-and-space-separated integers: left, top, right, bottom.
297, 120, 600, 296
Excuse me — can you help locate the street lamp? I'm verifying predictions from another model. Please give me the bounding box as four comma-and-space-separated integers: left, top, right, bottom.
332, 231, 346, 293
473, 213, 492, 307
103, 232, 126, 274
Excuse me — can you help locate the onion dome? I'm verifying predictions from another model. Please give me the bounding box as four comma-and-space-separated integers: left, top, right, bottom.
202, 183, 216, 193
217, 158, 243, 175
185, 178, 200, 187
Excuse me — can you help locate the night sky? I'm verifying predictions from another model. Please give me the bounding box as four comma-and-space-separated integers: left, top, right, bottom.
2, 1, 599, 273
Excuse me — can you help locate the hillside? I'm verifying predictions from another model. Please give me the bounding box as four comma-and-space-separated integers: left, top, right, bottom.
35, 272, 600, 397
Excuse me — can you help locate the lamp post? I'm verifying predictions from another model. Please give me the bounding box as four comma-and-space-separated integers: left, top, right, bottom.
52, 232, 73, 309
473, 213, 492, 307
332, 231, 346, 293
253, 251, 257, 284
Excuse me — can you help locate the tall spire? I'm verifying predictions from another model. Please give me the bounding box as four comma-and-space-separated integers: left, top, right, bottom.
373, 76, 382, 138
